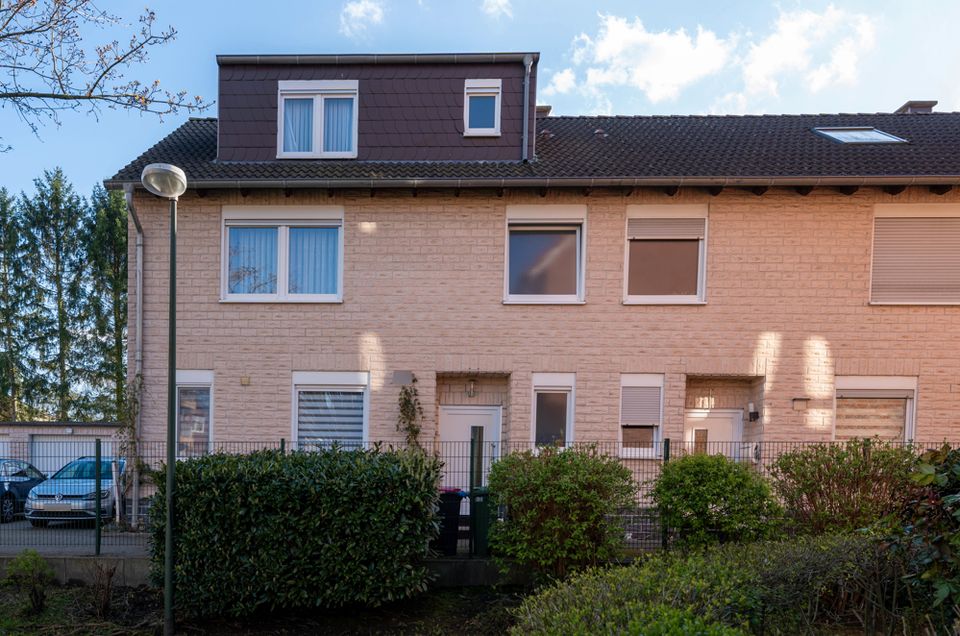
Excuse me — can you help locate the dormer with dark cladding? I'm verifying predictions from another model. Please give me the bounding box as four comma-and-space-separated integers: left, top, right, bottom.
216, 53, 539, 162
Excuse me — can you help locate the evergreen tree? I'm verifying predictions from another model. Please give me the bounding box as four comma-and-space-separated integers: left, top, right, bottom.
0, 188, 38, 420
20, 169, 90, 420
85, 186, 128, 420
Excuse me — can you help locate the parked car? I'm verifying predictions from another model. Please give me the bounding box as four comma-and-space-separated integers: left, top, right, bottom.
0, 459, 47, 523
25, 457, 125, 527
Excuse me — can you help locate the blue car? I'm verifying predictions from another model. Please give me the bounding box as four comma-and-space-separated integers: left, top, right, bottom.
0, 459, 46, 523
25, 457, 125, 527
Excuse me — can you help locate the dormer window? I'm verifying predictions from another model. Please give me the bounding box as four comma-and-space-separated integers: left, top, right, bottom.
464, 79, 501, 136
277, 80, 358, 158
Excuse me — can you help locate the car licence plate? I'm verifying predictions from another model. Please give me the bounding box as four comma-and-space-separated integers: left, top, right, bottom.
45, 503, 72, 511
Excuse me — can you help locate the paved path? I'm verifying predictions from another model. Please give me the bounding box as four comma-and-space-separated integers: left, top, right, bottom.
0, 519, 148, 556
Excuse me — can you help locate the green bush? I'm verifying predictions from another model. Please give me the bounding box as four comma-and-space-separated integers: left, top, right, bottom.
488, 445, 636, 579
149, 447, 442, 618
770, 438, 918, 534
511, 534, 915, 635
650, 453, 781, 547
5, 549, 55, 614
895, 444, 960, 608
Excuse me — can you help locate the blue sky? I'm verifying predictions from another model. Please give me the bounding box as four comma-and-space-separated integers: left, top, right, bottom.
1, 0, 958, 195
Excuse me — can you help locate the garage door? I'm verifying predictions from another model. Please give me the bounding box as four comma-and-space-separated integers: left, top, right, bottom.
30, 435, 114, 476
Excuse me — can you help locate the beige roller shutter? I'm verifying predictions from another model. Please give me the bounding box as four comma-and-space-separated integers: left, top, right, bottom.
872, 217, 960, 303
620, 386, 662, 426
627, 217, 705, 240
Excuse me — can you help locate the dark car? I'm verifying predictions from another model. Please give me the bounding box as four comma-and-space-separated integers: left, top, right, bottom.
0, 459, 46, 523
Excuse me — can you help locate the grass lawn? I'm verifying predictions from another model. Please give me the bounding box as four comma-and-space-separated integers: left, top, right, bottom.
0, 584, 524, 635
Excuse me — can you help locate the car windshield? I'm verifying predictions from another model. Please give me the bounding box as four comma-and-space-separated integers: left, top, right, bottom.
51, 460, 122, 480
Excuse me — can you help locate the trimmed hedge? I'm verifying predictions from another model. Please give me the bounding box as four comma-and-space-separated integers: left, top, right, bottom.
511, 534, 915, 635
149, 447, 442, 618
651, 453, 782, 547
488, 445, 636, 579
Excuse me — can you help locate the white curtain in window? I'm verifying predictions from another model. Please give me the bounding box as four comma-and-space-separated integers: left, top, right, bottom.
323, 98, 354, 152
228, 227, 278, 294
289, 227, 339, 294
283, 98, 313, 152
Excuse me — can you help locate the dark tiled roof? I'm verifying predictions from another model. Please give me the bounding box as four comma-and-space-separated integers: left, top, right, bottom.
107, 112, 960, 188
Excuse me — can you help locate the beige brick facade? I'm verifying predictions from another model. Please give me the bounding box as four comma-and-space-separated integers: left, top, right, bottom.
128, 186, 960, 445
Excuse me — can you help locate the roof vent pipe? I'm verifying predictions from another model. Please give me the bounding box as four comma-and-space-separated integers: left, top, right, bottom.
521, 53, 533, 162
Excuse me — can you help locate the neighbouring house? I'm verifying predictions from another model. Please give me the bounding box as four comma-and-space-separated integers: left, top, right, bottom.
103, 52, 960, 475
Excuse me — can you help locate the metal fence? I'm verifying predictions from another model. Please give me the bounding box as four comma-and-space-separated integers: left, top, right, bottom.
0, 437, 949, 556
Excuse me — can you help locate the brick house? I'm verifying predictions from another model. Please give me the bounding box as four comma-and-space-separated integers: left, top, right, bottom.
103, 52, 960, 469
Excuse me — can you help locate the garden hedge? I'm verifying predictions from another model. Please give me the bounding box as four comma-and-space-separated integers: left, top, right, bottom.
149, 447, 442, 618
511, 534, 923, 635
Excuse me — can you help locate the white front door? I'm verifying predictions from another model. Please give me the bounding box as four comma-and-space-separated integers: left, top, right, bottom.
683, 409, 744, 459
438, 406, 501, 513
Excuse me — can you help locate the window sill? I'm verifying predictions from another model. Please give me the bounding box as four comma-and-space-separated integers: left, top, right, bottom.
276, 152, 358, 159
463, 130, 501, 137
623, 297, 706, 305
868, 301, 960, 306
504, 298, 586, 305
220, 297, 343, 304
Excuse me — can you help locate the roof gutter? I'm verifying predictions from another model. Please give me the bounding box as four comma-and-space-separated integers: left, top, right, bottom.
105, 174, 960, 191
216, 52, 540, 65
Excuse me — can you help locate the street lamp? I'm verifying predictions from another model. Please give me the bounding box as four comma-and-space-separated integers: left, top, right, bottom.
140, 163, 186, 636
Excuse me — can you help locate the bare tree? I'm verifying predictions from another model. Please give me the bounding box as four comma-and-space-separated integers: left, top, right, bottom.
0, 1, 209, 149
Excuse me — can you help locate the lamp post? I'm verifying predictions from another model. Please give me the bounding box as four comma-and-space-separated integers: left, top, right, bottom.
140, 163, 187, 636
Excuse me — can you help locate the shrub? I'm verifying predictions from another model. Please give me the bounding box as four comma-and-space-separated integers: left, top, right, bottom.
770, 438, 918, 534
511, 534, 916, 635
5, 549, 55, 614
650, 453, 781, 547
488, 445, 636, 579
895, 444, 960, 607
149, 447, 442, 618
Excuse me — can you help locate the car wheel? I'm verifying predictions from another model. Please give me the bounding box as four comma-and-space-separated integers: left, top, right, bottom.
0, 494, 14, 524
29, 519, 48, 528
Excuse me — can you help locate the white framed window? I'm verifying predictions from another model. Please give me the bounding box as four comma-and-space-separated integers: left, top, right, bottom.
277, 80, 359, 158
176, 370, 213, 457
619, 374, 664, 458
834, 376, 917, 442
221, 206, 344, 303
464, 79, 501, 136
624, 205, 707, 304
292, 371, 369, 449
531, 373, 575, 447
505, 205, 587, 304
871, 204, 960, 305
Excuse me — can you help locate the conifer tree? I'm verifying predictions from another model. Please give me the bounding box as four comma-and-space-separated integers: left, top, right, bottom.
20, 169, 89, 420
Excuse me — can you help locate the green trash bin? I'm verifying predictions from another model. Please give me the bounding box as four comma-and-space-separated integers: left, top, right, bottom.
470, 486, 491, 557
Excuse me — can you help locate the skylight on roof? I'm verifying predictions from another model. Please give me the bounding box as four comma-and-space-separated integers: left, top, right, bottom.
813, 127, 907, 144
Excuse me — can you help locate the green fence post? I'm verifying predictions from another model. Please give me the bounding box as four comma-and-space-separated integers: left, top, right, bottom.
660, 438, 670, 552
95, 438, 102, 556
280, 438, 286, 455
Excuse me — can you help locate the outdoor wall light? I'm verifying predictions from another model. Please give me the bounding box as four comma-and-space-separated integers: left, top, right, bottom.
466, 378, 478, 398
747, 402, 760, 422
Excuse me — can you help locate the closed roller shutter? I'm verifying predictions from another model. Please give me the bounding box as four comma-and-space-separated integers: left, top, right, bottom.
872, 217, 960, 303
627, 217, 705, 239
621, 386, 662, 426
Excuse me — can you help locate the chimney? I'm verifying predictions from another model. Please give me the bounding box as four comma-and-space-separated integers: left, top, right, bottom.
536, 104, 552, 118
895, 100, 937, 114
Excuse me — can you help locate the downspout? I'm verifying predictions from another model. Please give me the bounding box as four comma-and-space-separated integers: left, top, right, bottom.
123, 184, 144, 528
521, 54, 533, 162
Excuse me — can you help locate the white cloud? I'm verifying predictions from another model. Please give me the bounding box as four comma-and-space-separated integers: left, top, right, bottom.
569, 15, 734, 104
481, 0, 512, 20
542, 68, 577, 96
339, 0, 384, 38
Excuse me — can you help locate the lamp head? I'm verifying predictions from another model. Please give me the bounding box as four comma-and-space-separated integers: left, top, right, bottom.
140, 163, 187, 199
